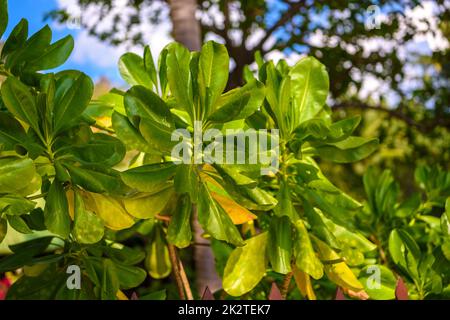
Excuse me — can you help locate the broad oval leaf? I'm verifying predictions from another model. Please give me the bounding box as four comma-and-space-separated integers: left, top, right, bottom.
198, 41, 229, 117
73, 190, 104, 244
121, 162, 177, 194
85, 192, 134, 230
123, 186, 174, 219
119, 52, 153, 88
145, 225, 171, 279
223, 232, 268, 296
53, 71, 94, 134
268, 216, 292, 274
1, 76, 39, 133
289, 57, 329, 128
167, 194, 192, 248
294, 219, 323, 279
44, 180, 71, 238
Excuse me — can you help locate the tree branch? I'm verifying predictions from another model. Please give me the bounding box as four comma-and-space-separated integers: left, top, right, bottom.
332, 101, 432, 132
254, 1, 303, 52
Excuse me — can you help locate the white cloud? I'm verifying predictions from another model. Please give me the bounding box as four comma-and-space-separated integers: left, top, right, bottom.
56, 0, 173, 70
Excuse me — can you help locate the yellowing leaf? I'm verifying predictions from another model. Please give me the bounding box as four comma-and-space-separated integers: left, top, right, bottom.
86, 193, 134, 230
315, 238, 364, 291
200, 171, 256, 224
67, 189, 75, 220
294, 220, 323, 279
211, 192, 257, 224
293, 265, 316, 300
116, 290, 129, 300
123, 186, 174, 219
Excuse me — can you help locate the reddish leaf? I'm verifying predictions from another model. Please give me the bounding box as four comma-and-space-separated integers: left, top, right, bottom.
201, 286, 215, 300
395, 277, 408, 300
335, 287, 346, 300
268, 283, 283, 300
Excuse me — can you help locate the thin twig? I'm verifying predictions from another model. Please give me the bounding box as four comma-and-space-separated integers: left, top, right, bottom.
177, 251, 194, 300
91, 123, 115, 134
168, 244, 186, 300
26, 193, 48, 201
280, 272, 293, 299
155, 214, 171, 222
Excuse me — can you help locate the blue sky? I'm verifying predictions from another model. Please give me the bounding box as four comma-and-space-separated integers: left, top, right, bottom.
4, 0, 127, 85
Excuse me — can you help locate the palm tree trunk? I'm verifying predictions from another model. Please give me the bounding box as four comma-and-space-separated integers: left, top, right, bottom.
168, 0, 201, 51
167, 0, 222, 295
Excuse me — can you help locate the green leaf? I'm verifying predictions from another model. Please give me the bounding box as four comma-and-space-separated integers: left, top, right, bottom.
268, 216, 292, 274
0, 155, 40, 196
44, 180, 71, 238
0, 111, 41, 155
167, 195, 192, 248
64, 163, 130, 196
0, 237, 54, 273
388, 229, 421, 279
311, 136, 378, 163
1, 76, 40, 133
198, 182, 243, 246
223, 232, 268, 296
174, 165, 199, 203
140, 289, 166, 300
121, 162, 177, 194
289, 57, 329, 127
114, 261, 147, 290
273, 180, 297, 220
101, 259, 120, 300
359, 265, 397, 300
5, 264, 65, 299
0, 0, 7, 39
60, 133, 125, 167
73, 190, 104, 244
145, 225, 171, 279
320, 213, 377, 252
143, 45, 158, 90
112, 111, 159, 154
1, 19, 28, 59
124, 85, 175, 152
158, 47, 169, 98
25, 35, 74, 71
5, 25, 51, 70
123, 186, 174, 219
0, 195, 35, 215
166, 42, 194, 118
294, 219, 323, 279
207, 81, 265, 123
119, 52, 153, 89
0, 218, 7, 243
7, 214, 32, 234
198, 41, 229, 117
53, 71, 94, 134
446, 197, 450, 222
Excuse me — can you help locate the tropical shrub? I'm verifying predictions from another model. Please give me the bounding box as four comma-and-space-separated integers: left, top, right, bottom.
356, 166, 450, 299
5, 0, 446, 300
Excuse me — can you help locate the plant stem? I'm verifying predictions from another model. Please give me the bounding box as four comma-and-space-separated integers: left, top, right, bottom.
155, 214, 171, 222
281, 272, 293, 299
92, 123, 115, 133
177, 251, 194, 300
168, 243, 186, 300
26, 192, 48, 200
